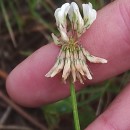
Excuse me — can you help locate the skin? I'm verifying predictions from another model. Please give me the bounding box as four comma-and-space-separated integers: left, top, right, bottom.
6, 0, 130, 129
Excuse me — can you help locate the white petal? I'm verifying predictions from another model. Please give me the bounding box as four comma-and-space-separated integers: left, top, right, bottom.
54, 8, 60, 25
82, 2, 97, 29
54, 3, 70, 27
54, 3, 70, 42
59, 29, 69, 42
68, 2, 84, 35
68, 2, 79, 22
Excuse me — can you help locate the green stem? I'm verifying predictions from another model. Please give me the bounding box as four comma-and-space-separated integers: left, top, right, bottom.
70, 81, 81, 130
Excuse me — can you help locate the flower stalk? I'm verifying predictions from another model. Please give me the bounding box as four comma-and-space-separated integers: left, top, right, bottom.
70, 80, 80, 130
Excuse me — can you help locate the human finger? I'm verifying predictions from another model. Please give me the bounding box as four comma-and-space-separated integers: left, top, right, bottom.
85, 82, 130, 130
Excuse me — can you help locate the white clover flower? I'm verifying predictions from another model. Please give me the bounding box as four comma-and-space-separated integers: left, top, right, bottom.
82, 3, 97, 29
45, 2, 107, 84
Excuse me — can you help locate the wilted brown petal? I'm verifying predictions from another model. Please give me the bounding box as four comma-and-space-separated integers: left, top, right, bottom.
82, 61, 92, 80
45, 49, 63, 77
50, 50, 66, 77
78, 48, 92, 80
70, 51, 76, 82
76, 71, 84, 84
45, 59, 60, 77
74, 51, 84, 75
82, 47, 107, 63
62, 49, 71, 81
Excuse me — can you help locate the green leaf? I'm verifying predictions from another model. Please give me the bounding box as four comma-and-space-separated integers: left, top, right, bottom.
79, 106, 95, 129
43, 99, 72, 114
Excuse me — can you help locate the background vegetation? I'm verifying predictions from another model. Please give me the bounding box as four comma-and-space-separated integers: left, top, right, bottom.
0, 0, 130, 130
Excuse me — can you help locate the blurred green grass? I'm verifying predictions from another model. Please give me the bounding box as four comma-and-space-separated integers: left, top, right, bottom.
0, 0, 130, 130
0, 0, 108, 48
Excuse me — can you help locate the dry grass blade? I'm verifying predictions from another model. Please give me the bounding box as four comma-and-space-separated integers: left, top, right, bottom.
96, 97, 103, 116
0, 91, 48, 130
0, 106, 12, 124
0, 125, 33, 130
0, 0, 17, 48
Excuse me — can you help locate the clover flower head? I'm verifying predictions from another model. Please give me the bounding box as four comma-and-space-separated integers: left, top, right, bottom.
45, 2, 107, 84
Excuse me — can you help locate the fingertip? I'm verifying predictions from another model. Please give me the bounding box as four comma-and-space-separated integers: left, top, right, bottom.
5, 45, 54, 107
6, 69, 43, 107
